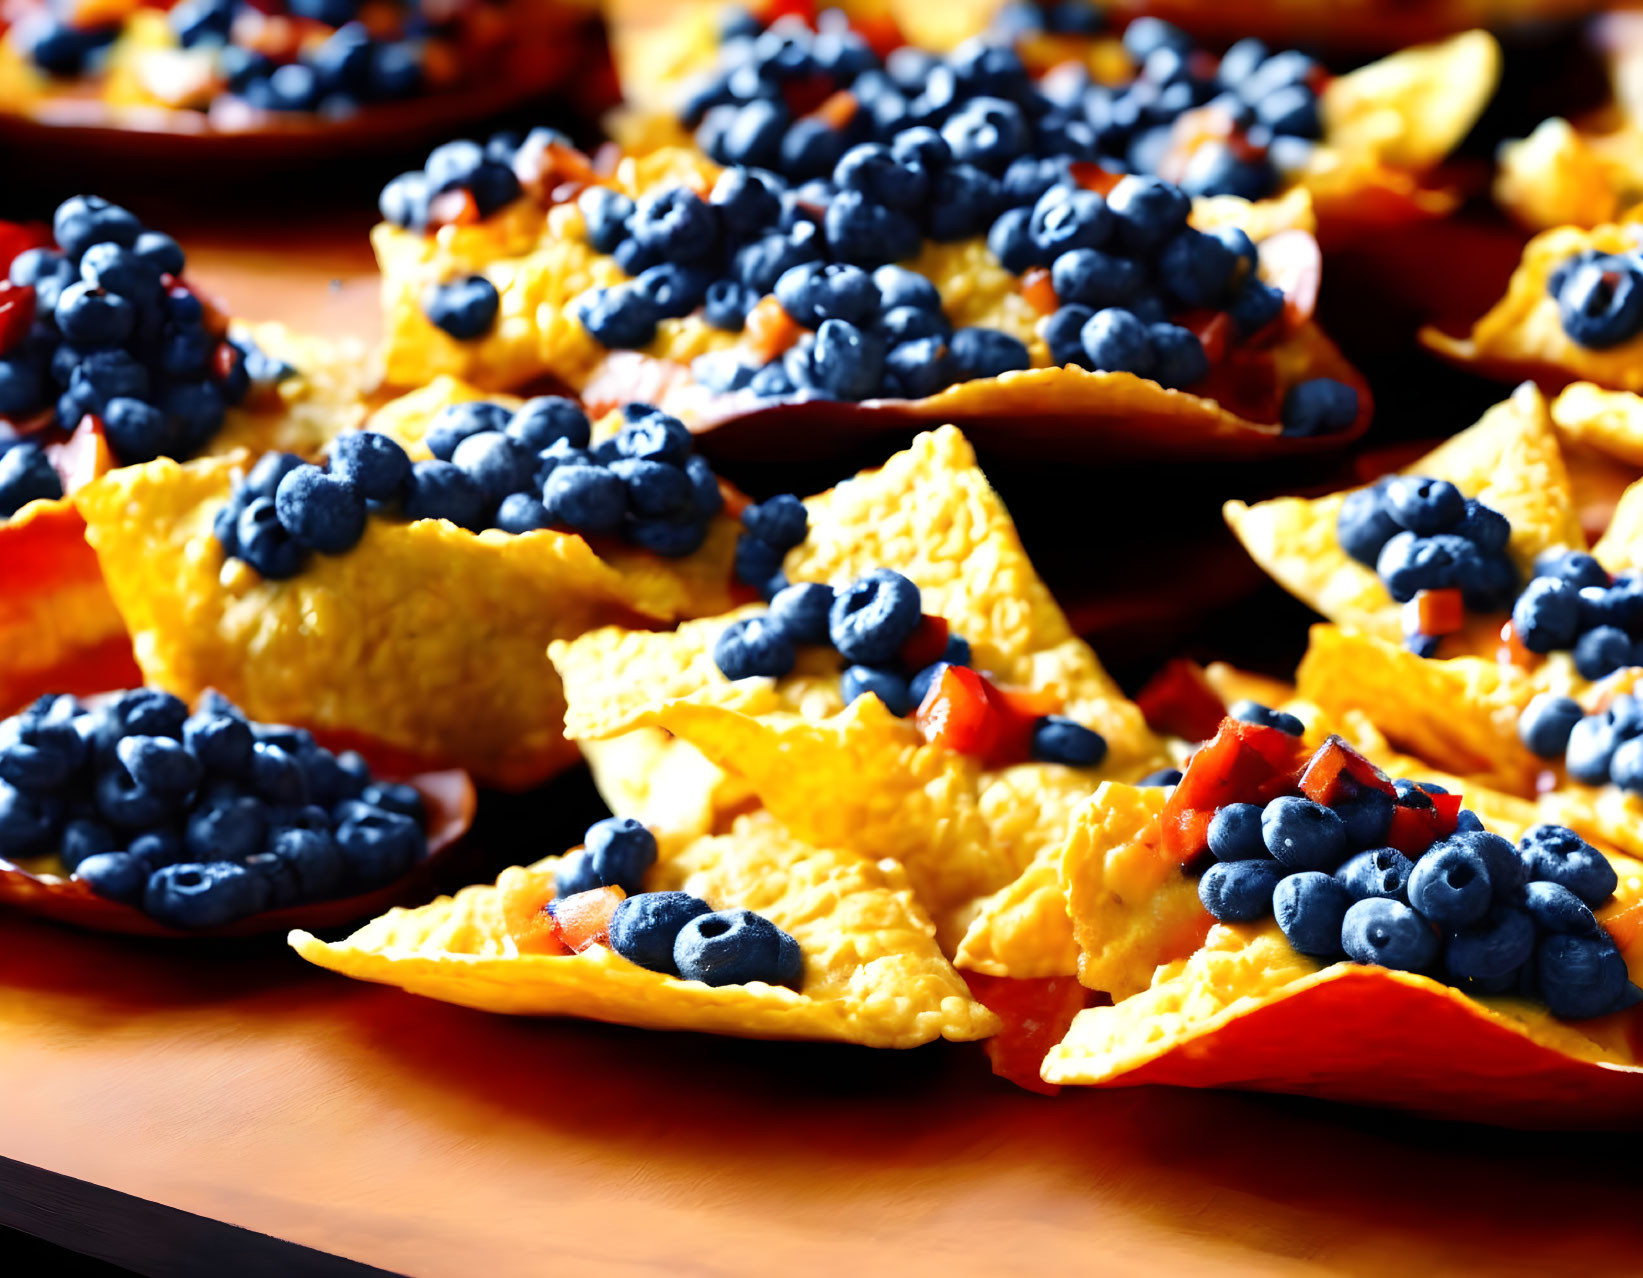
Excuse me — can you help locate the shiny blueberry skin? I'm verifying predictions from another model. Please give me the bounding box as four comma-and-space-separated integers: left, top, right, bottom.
327, 432, 411, 503
269, 827, 345, 900
1537, 931, 1632, 1019
0, 780, 62, 856
673, 908, 802, 988
1157, 228, 1245, 308
1197, 858, 1281, 922
334, 804, 424, 887
1610, 736, 1643, 792
1382, 476, 1465, 535
1335, 847, 1415, 902
829, 569, 922, 664
714, 615, 797, 680
1080, 307, 1153, 376
733, 224, 825, 293
988, 207, 1041, 273
552, 848, 603, 899
1341, 897, 1437, 971
450, 431, 533, 508
423, 275, 499, 340
1043, 304, 1094, 368
1512, 576, 1583, 652
1228, 700, 1304, 736
0, 362, 43, 424
1445, 903, 1536, 988
1207, 803, 1267, 861
833, 142, 928, 210
1518, 824, 1618, 906
1564, 712, 1622, 786
823, 191, 921, 268
1261, 796, 1347, 872
767, 582, 834, 644
506, 397, 590, 453
1274, 871, 1352, 958
579, 187, 635, 253
0, 710, 83, 792
75, 850, 147, 903
1574, 625, 1634, 679
1280, 378, 1360, 437
841, 665, 914, 716
144, 861, 271, 929
1030, 716, 1107, 766
774, 262, 879, 329
1375, 532, 1480, 604
273, 464, 367, 554
1554, 254, 1643, 349
609, 891, 715, 975
616, 410, 694, 466
114, 735, 202, 795
426, 401, 511, 462
883, 337, 952, 399
709, 168, 783, 236
53, 195, 141, 259
1335, 484, 1400, 567
1406, 839, 1493, 928
872, 265, 942, 313
1536, 549, 1610, 590
947, 327, 1029, 381
941, 96, 1031, 172
1028, 189, 1112, 258
630, 187, 720, 262
1105, 175, 1190, 252
1147, 323, 1210, 389
249, 743, 308, 806
403, 460, 487, 531
584, 816, 658, 894
875, 305, 950, 345
807, 318, 885, 399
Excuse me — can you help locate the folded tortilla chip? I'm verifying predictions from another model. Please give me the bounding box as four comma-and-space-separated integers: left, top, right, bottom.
291, 809, 999, 1048
1225, 383, 1585, 645
74, 431, 742, 789
1550, 381, 1643, 469
554, 426, 1163, 975
1044, 777, 1643, 1126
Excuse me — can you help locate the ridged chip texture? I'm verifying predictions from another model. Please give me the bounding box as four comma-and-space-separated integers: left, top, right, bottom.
292, 811, 1000, 1048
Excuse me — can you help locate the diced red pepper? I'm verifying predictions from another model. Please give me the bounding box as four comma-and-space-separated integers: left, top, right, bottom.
0, 221, 49, 276
898, 613, 949, 672
0, 281, 35, 358
964, 972, 1097, 1096
428, 187, 481, 228
1406, 588, 1464, 637
211, 340, 242, 384
549, 885, 627, 953
1069, 160, 1123, 196
500, 872, 570, 956
1179, 310, 1232, 366
1498, 619, 1536, 669
1297, 735, 1395, 807
915, 664, 999, 758
1021, 267, 1058, 315
808, 88, 859, 130
1134, 658, 1226, 743
982, 682, 1060, 769
1161, 718, 1309, 862
745, 295, 803, 363
1385, 792, 1462, 858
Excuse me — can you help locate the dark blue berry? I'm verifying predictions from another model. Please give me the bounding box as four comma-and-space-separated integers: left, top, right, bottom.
1382, 476, 1465, 535
579, 187, 635, 253
824, 192, 921, 268
1518, 824, 1618, 906
1336, 847, 1415, 901
841, 665, 914, 716
1229, 700, 1304, 735
274, 464, 366, 554
1575, 625, 1633, 679
423, 275, 499, 340
1337, 485, 1400, 567
714, 615, 796, 680
1207, 802, 1267, 861
1512, 576, 1582, 652
1281, 378, 1359, 437
1197, 858, 1281, 921
1273, 870, 1351, 957
582, 816, 657, 894
767, 582, 833, 644
403, 460, 487, 531
1406, 838, 1493, 927
829, 569, 921, 664
1341, 897, 1436, 971
608, 891, 713, 975
1081, 307, 1153, 375
631, 187, 720, 263
1028, 189, 1113, 258
947, 327, 1029, 381
616, 409, 694, 465
506, 398, 590, 454
144, 861, 269, 928
328, 432, 410, 502
1537, 932, 1632, 1019
1147, 323, 1210, 389
0, 444, 63, 519
1261, 796, 1347, 871
926, 165, 1002, 241
334, 803, 423, 886
1555, 254, 1643, 349
1031, 716, 1107, 766
673, 908, 802, 988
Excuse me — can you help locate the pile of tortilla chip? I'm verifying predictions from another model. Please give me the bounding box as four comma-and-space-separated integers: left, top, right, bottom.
71, 378, 745, 791
0, 322, 368, 718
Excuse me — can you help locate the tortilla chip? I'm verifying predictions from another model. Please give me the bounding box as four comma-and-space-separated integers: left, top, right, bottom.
74, 450, 740, 790
1046, 777, 1643, 1125
1551, 381, 1643, 470
291, 809, 999, 1049
1421, 216, 1643, 390
553, 427, 1162, 973
1225, 383, 1584, 644
1495, 117, 1643, 232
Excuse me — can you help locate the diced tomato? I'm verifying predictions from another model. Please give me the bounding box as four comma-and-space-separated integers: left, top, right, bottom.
0, 281, 35, 358
965, 972, 1097, 1096
915, 664, 999, 758
1020, 267, 1058, 315
0, 221, 49, 276
1179, 310, 1232, 366
808, 88, 858, 130
1385, 793, 1462, 858
1161, 718, 1308, 862
211, 340, 241, 384
1406, 588, 1464, 637
898, 613, 949, 671
745, 295, 802, 363
1497, 619, 1536, 669
982, 682, 1061, 769
1134, 658, 1226, 742
1069, 160, 1123, 196
500, 871, 569, 956
428, 187, 481, 228
760, 0, 817, 25
851, 12, 903, 59
550, 885, 627, 952
45, 414, 109, 494
1297, 735, 1395, 807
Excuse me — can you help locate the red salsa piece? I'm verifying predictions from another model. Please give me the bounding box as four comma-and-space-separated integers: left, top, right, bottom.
550, 885, 627, 952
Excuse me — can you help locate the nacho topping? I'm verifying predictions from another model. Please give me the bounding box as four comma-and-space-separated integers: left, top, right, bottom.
0, 687, 430, 929
1334, 473, 1519, 654
212, 402, 779, 581
1508, 549, 1642, 679
1548, 248, 1643, 350
1, 199, 291, 467
1169, 712, 1637, 1019
0, 441, 64, 516
1520, 690, 1643, 799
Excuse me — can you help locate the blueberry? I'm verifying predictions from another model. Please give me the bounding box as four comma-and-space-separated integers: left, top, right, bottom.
609, 891, 714, 975
270, 827, 345, 900
1522, 880, 1601, 937
1382, 476, 1465, 535
1341, 897, 1437, 971
0, 777, 61, 855
327, 431, 411, 502
1273, 871, 1352, 958
829, 570, 921, 664
577, 187, 635, 254
926, 165, 1003, 241
1104, 175, 1190, 253
75, 850, 147, 903
94, 767, 173, 830
767, 582, 833, 644
631, 187, 720, 263
1261, 796, 1347, 871
1197, 858, 1281, 921
947, 327, 1029, 381
875, 305, 950, 345
423, 275, 499, 340
1228, 700, 1304, 736
0, 360, 43, 423
1535, 550, 1610, 590
244, 450, 306, 499
615, 409, 694, 466
864, 268, 935, 317
1442, 902, 1535, 988
1610, 736, 1643, 792
1537, 932, 1631, 1019
883, 337, 953, 399
804, 319, 882, 399
553, 847, 602, 898
683, 456, 725, 521
128, 828, 183, 872
837, 665, 910, 717
773, 262, 877, 330
1140, 768, 1184, 787
248, 743, 307, 806
0, 443, 63, 519
704, 280, 758, 330
54, 281, 135, 347
1555, 254, 1643, 349
608, 459, 692, 522
379, 172, 431, 230
1028, 189, 1113, 259
144, 861, 270, 929
1407, 838, 1493, 927
403, 460, 487, 531
1207, 802, 1267, 861
1512, 576, 1583, 652
940, 96, 1030, 172
1228, 277, 1285, 335
710, 99, 791, 169
1375, 532, 1480, 604
1040, 304, 1092, 368
1564, 714, 1620, 784
738, 494, 806, 552
1330, 484, 1399, 568
115, 736, 202, 795
1518, 824, 1617, 906
1336, 847, 1415, 901
579, 816, 657, 894
1030, 716, 1107, 766
334, 804, 423, 887
988, 207, 1042, 274
450, 431, 532, 507
1080, 307, 1154, 376
573, 285, 658, 349
1449, 498, 1510, 554
1147, 323, 1210, 389
824, 192, 921, 268
1575, 625, 1634, 679
53, 195, 141, 260
273, 464, 367, 554
357, 782, 422, 821
1281, 379, 1360, 437
734, 531, 786, 593
673, 908, 802, 988
713, 615, 796, 680
833, 143, 929, 210
534, 463, 628, 537
632, 263, 714, 320
709, 168, 783, 236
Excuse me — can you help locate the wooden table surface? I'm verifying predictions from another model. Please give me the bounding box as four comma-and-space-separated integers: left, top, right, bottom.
4, 206, 1643, 1278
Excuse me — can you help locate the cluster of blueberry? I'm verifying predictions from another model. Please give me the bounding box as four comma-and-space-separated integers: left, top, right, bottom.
1511, 550, 1643, 680
0, 438, 63, 518
1196, 708, 1636, 1019
1335, 474, 1519, 651
22, 0, 427, 114
730, 491, 810, 599
1, 195, 287, 466
1549, 249, 1643, 351
712, 567, 1107, 767
1519, 691, 1643, 793
687, 12, 1320, 202
0, 688, 428, 929
551, 816, 802, 988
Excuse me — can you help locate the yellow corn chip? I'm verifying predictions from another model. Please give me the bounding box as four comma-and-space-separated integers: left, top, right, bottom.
1225, 383, 1584, 644
74, 448, 740, 790
291, 810, 999, 1048
1552, 381, 1643, 470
